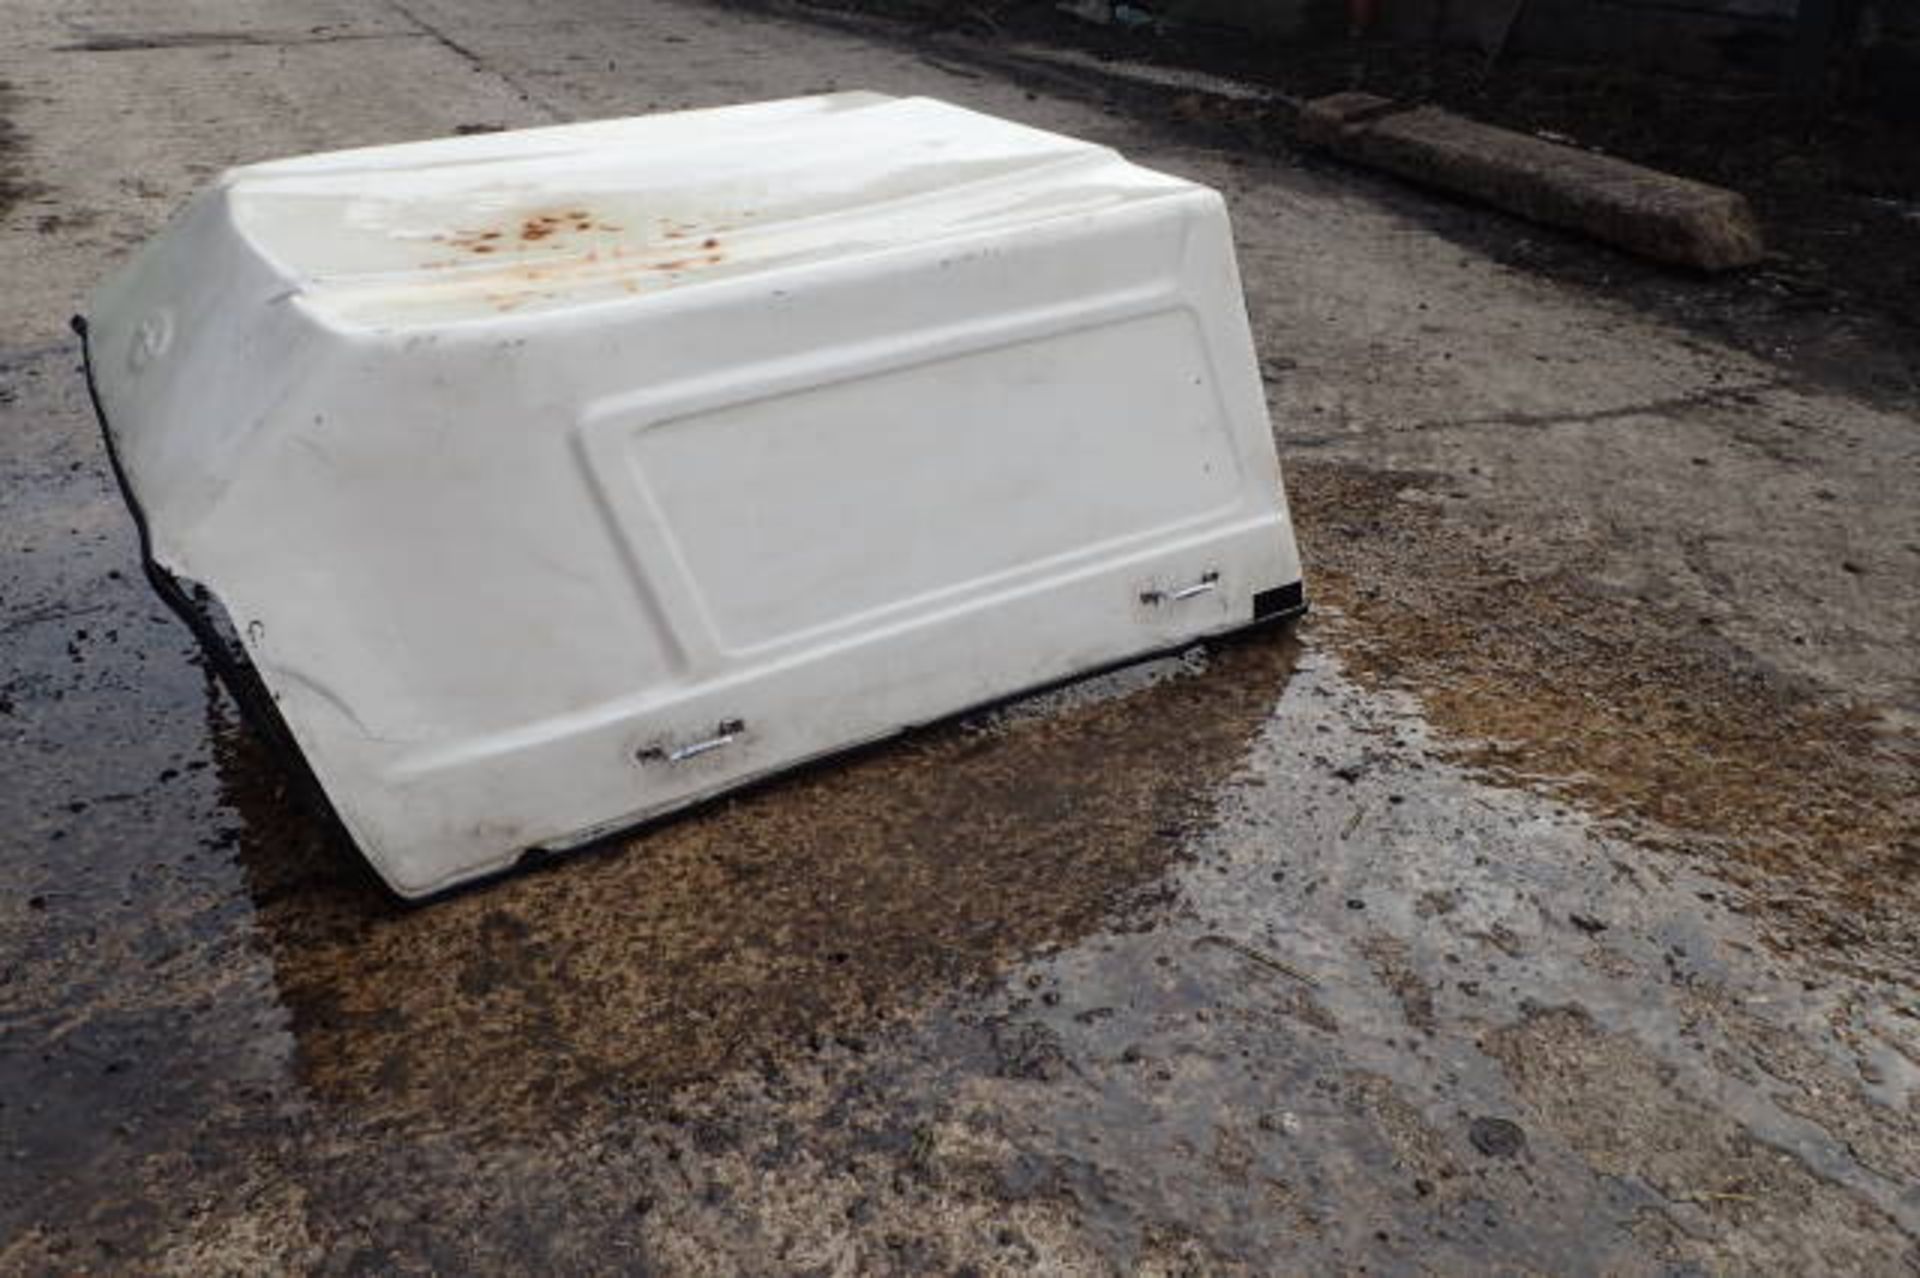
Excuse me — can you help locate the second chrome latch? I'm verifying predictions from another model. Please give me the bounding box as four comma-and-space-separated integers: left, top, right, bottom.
638, 718, 747, 765
1140, 571, 1219, 607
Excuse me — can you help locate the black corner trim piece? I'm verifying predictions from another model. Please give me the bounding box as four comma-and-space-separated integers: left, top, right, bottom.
1252, 580, 1307, 623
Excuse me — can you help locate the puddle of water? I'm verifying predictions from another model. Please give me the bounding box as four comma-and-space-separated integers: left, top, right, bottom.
227, 625, 1302, 1136
882, 648, 1920, 1270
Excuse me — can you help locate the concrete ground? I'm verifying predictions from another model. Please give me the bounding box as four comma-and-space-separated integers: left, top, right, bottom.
3, 0, 1917, 1273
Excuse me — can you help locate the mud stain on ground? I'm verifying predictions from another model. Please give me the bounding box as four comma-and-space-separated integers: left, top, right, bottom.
1288, 459, 1920, 980
0, 81, 41, 219
1483, 1005, 1913, 1273
228, 632, 1302, 1137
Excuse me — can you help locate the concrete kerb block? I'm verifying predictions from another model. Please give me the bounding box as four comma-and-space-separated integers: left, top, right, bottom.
1298, 92, 1765, 272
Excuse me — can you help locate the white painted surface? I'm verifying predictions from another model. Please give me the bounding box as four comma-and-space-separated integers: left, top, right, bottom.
83, 92, 1302, 897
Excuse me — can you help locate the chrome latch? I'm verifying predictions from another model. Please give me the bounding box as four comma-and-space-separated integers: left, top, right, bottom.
639, 718, 745, 765
1141, 571, 1219, 607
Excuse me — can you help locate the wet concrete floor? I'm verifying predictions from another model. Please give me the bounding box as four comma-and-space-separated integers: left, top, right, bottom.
5, 0, 1920, 1268
4, 336, 1918, 1272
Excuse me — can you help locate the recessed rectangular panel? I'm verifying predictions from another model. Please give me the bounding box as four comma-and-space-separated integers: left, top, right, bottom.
631, 308, 1243, 650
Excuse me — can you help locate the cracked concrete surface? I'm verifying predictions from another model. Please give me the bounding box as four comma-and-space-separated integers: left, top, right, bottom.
1286, 377, 1791, 445
2, 0, 1917, 1272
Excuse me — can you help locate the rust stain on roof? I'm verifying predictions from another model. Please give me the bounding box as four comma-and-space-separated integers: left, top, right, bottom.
519, 208, 609, 242
411, 207, 736, 300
